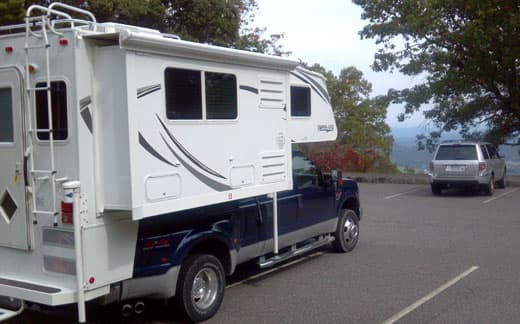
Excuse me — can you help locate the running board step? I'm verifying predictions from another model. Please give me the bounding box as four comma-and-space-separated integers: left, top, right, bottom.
258, 235, 334, 269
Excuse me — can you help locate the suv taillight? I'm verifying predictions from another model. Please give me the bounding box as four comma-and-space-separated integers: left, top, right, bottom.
479, 162, 486, 173
429, 161, 434, 173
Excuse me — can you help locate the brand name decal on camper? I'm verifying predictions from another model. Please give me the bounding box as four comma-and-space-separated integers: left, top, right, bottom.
317, 124, 334, 132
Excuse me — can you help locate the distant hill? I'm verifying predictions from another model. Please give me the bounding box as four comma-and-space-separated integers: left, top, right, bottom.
391, 129, 520, 175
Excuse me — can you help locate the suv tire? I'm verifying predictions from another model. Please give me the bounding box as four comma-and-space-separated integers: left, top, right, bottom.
431, 184, 442, 195
497, 169, 506, 189
484, 175, 495, 196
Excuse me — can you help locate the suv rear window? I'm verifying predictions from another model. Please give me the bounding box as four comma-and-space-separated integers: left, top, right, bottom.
435, 145, 477, 160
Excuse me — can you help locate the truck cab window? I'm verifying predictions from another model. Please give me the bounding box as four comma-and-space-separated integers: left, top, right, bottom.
290, 86, 311, 117
292, 151, 322, 189
35, 81, 68, 140
0, 88, 14, 143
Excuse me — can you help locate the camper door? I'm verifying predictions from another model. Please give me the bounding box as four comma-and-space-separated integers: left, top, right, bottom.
0, 68, 30, 250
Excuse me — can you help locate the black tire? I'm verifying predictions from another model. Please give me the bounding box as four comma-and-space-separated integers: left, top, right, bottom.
332, 209, 359, 253
173, 254, 225, 322
431, 184, 442, 196
484, 175, 495, 196
497, 169, 506, 189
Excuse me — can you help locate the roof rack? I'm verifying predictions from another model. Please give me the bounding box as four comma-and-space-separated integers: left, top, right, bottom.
441, 140, 466, 143
1, 2, 96, 35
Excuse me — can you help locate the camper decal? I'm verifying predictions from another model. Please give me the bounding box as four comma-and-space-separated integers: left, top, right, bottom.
79, 96, 93, 133
137, 84, 161, 98
156, 115, 227, 180
154, 114, 232, 191
239, 85, 259, 94
138, 132, 177, 167
159, 133, 232, 192
290, 71, 330, 104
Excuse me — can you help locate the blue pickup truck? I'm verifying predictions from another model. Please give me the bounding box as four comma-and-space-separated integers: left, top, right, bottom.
129, 150, 361, 322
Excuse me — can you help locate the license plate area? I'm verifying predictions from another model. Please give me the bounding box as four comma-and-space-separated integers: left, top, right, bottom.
446, 165, 465, 172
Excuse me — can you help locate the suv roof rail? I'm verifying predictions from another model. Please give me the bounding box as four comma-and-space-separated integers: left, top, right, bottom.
440, 139, 466, 144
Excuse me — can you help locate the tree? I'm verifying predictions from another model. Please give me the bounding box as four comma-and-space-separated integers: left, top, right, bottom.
304, 64, 396, 173
354, 0, 520, 147
0, 0, 25, 26
1, 1, 285, 55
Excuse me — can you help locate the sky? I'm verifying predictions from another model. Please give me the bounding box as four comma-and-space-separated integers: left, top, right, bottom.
253, 0, 429, 129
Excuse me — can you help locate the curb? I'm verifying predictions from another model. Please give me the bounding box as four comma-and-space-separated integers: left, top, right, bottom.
345, 173, 520, 187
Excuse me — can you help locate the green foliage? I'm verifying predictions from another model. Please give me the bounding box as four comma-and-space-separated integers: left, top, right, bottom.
306, 64, 397, 173
88, 0, 165, 30
354, 0, 520, 148
0, 0, 25, 25
401, 166, 416, 175
2, 1, 286, 55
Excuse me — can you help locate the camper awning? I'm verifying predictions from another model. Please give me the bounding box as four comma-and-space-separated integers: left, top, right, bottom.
112, 30, 299, 71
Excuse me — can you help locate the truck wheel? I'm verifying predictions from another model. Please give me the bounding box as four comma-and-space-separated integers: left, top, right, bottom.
174, 254, 225, 322
332, 209, 359, 253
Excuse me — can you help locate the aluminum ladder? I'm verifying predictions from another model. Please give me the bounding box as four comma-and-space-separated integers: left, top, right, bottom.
24, 10, 61, 226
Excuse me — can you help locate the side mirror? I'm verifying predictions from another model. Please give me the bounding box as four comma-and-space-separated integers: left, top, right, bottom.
331, 169, 342, 182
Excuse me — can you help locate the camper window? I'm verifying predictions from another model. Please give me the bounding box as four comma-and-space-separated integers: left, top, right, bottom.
165, 68, 237, 120
0, 88, 14, 143
205, 72, 237, 119
35, 81, 68, 140
165, 68, 202, 120
290, 86, 311, 117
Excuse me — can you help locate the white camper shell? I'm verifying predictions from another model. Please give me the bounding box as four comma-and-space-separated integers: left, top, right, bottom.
0, 3, 337, 322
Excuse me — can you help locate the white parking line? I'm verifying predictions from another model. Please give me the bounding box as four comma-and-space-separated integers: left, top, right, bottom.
384, 187, 424, 200
226, 251, 325, 289
382, 266, 479, 324
482, 188, 520, 204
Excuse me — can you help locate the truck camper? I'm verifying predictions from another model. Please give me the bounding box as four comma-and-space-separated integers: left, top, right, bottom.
0, 3, 361, 322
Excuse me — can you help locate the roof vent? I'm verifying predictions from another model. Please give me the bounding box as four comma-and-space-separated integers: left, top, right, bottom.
0, 189, 17, 223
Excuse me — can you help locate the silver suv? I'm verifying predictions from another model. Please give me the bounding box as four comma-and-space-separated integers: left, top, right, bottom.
429, 141, 507, 196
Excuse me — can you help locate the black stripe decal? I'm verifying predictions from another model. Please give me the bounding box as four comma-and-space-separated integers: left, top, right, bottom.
298, 70, 331, 103
79, 96, 93, 133
290, 72, 329, 104
80, 96, 91, 110
137, 84, 161, 98
239, 85, 259, 94
156, 114, 227, 180
139, 132, 176, 167
160, 134, 231, 191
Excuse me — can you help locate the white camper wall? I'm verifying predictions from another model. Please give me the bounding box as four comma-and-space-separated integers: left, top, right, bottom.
124, 51, 293, 219
94, 46, 132, 210
288, 67, 338, 143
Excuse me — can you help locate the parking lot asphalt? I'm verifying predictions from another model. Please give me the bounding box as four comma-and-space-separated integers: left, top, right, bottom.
10, 183, 520, 323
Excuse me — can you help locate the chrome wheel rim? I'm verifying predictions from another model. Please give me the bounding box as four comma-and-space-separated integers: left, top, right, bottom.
191, 267, 219, 311
343, 217, 359, 244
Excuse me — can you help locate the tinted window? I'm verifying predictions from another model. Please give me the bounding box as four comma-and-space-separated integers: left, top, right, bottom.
292, 152, 321, 189
0, 88, 14, 143
36, 81, 68, 140
486, 145, 499, 159
480, 145, 490, 159
165, 68, 202, 120
291, 86, 311, 117
205, 72, 237, 119
435, 145, 478, 160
